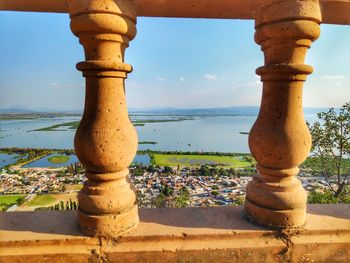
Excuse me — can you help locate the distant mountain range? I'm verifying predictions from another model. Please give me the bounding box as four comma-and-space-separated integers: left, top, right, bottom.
129, 106, 260, 116
0, 107, 36, 113
0, 106, 331, 116
0, 107, 82, 114
130, 106, 330, 116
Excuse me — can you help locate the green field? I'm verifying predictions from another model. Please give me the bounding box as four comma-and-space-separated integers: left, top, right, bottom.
27, 195, 56, 206
0, 195, 26, 211
153, 154, 251, 168
48, 155, 70, 164
32, 121, 79, 131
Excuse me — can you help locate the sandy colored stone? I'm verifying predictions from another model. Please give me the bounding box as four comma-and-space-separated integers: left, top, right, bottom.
0, 205, 349, 262
1, 0, 350, 25
68, 0, 139, 238
245, 0, 321, 228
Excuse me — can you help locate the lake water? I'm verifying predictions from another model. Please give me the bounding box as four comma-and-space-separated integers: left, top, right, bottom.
0, 117, 79, 149
0, 115, 256, 152
22, 153, 80, 168
0, 153, 20, 168
0, 110, 321, 155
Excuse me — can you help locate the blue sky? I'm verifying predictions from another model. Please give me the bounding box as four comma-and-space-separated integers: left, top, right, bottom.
0, 11, 349, 111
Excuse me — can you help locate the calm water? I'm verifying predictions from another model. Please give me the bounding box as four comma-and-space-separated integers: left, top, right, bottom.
0, 117, 79, 149
133, 154, 151, 165
22, 153, 79, 168
0, 111, 320, 154
0, 153, 20, 168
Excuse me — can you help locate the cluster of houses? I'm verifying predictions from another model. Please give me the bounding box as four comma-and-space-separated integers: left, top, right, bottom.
0, 167, 84, 194
0, 165, 333, 208
131, 166, 251, 208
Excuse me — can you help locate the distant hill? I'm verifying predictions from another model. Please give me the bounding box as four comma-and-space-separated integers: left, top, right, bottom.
0, 107, 82, 114
129, 106, 260, 116
129, 106, 330, 116
0, 106, 331, 117
0, 107, 36, 113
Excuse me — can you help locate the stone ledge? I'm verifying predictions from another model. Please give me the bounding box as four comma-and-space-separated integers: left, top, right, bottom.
1, 0, 350, 25
0, 205, 349, 262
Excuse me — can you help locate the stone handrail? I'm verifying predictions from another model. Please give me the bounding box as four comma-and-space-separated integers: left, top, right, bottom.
1, 0, 349, 241
0, 0, 350, 25
1, 205, 350, 262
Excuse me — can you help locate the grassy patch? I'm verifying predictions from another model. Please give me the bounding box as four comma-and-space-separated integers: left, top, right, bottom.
48, 155, 70, 164
32, 121, 79, 131
0, 195, 26, 211
153, 154, 250, 168
0, 113, 81, 120
27, 195, 56, 206
0, 195, 25, 205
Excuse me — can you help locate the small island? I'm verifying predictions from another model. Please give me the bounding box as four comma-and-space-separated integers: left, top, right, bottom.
139, 141, 157, 145
48, 155, 70, 164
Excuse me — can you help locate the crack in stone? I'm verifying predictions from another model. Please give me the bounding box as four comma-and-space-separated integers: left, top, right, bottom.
274, 227, 306, 263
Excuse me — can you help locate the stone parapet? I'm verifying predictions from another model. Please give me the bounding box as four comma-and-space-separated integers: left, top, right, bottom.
1, 205, 349, 262
1, 0, 350, 25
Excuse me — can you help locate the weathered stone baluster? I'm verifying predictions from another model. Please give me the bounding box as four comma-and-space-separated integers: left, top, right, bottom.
245, 0, 321, 228
68, 0, 139, 237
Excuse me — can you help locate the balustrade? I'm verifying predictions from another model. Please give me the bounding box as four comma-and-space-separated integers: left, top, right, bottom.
0, 0, 348, 235
68, 0, 139, 237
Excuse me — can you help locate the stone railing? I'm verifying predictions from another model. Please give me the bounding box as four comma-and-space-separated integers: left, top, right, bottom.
1, 0, 350, 262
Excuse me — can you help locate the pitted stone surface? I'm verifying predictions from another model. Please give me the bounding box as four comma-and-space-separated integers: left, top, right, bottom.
0, 206, 349, 262
245, 0, 321, 228
68, 0, 139, 237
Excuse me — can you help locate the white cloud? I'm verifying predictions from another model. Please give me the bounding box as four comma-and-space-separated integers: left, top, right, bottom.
231, 77, 261, 90
321, 75, 345, 80
49, 82, 60, 88
204, 73, 217, 81
180, 77, 185, 82
155, 77, 166, 81
126, 81, 145, 89
246, 78, 261, 88
49, 82, 84, 88
67, 83, 84, 88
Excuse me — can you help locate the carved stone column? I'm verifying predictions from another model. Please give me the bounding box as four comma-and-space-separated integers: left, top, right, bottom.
68, 0, 139, 237
245, 0, 321, 228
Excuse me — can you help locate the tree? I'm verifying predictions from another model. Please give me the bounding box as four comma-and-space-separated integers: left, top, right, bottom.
307, 102, 350, 198
211, 190, 219, 196
152, 193, 167, 208
198, 165, 211, 176
179, 186, 189, 197
211, 185, 219, 190
163, 166, 173, 174
174, 195, 189, 208
161, 185, 174, 196
174, 187, 190, 208
243, 156, 256, 167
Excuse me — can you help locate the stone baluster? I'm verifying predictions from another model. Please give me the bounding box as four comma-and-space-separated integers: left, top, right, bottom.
245, 0, 321, 228
68, 0, 139, 237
